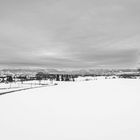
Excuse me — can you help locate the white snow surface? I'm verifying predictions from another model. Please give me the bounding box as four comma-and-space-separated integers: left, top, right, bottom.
0, 79, 140, 140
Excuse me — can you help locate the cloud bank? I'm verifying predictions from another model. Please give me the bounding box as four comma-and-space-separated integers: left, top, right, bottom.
0, 0, 140, 69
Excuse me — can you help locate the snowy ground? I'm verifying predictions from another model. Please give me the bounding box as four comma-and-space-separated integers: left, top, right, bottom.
0, 79, 140, 140
0, 80, 55, 94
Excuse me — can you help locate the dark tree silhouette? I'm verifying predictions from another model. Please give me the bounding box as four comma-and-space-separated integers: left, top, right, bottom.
56, 75, 60, 81
61, 75, 64, 81
36, 72, 46, 85
6, 76, 13, 83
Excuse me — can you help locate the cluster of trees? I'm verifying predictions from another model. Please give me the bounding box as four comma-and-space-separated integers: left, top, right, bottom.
119, 74, 140, 79
0, 75, 13, 83
36, 72, 77, 82
0, 72, 78, 84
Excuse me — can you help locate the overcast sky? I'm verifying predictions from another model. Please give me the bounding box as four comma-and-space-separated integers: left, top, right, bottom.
0, 0, 140, 69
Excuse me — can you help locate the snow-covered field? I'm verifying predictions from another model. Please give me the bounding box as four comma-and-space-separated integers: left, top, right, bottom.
0, 80, 55, 94
0, 79, 140, 140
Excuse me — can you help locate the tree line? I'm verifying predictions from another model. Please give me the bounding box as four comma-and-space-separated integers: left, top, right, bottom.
0, 72, 79, 83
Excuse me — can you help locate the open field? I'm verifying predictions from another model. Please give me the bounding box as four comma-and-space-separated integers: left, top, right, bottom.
0, 79, 140, 140
0, 80, 56, 95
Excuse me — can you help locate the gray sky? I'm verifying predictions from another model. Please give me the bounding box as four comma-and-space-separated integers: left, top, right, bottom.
0, 0, 140, 69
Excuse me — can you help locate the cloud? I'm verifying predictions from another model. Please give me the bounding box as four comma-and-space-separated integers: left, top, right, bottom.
0, 0, 140, 69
